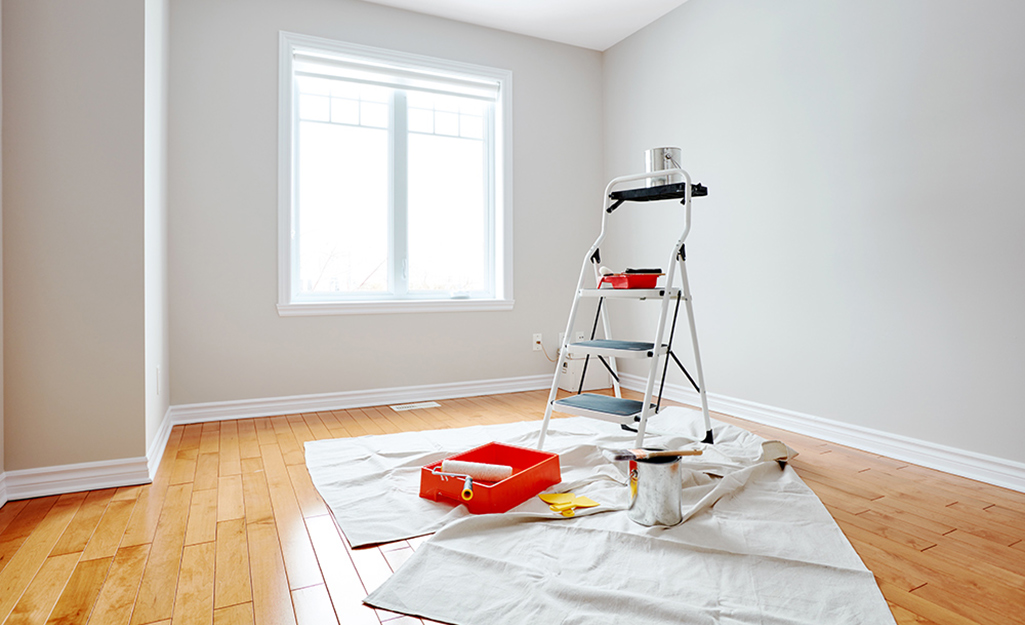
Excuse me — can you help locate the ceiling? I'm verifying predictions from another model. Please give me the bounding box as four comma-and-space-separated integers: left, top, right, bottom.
358, 0, 691, 51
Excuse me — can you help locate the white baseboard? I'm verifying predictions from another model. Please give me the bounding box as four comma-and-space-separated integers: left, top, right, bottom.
147, 406, 174, 481
9, 371, 1023, 501
4, 456, 152, 501
2, 408, 171, 502
0, 375, 552, 502
169, 374, 552, 425
621, 374, 1025, 494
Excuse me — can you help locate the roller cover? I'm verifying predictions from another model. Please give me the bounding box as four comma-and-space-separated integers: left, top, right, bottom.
442, 460, 513, 482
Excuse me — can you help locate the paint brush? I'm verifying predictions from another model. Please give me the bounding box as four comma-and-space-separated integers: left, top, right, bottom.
602, 448, 703, 462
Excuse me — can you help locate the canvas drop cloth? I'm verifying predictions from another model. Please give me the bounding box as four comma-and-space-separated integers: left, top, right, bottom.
305, 408, 896, 625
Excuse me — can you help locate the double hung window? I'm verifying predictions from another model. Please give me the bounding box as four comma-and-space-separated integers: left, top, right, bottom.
278, 33, 512, 315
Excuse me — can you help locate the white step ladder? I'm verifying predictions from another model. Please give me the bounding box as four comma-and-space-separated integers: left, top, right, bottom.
537, 168, 714, 449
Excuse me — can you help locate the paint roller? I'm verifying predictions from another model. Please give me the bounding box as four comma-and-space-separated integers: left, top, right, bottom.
435, 460, 514, 501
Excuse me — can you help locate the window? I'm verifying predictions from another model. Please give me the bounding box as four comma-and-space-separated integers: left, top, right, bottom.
278, 33, 513, 315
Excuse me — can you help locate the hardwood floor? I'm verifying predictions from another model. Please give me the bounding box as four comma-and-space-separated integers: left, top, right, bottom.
0, 389, 1023, 624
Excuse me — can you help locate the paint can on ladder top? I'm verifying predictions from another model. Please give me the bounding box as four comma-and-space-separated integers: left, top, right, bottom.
645, 146, 682, 187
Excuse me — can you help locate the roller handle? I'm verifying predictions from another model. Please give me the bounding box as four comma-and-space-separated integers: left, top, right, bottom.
604, 447, 704, 462
460, 476, 473, 501
641, 449, 703, 459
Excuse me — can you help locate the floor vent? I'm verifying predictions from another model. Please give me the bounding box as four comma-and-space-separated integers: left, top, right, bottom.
390, 401, 442, 412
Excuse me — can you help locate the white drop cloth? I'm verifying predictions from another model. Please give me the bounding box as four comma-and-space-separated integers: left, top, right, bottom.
305, 414, 649, 547
305, 408, 896, 625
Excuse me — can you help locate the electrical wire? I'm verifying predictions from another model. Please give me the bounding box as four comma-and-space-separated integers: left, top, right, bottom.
539, 341, 559, 363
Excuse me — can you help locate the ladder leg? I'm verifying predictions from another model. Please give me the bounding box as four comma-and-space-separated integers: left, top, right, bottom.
537, 352, 565, 449
540, 288, 585, 449
634, 282, 675, 447
598, 299, 623, 398
678, 255, 714, 444
592, 263, 622, 398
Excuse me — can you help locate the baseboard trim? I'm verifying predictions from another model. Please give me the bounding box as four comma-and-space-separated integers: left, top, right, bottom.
4, 456, 152, 501
621, 374, 1025, 494
11, 372, 1023, 500
1, 376, 553, 502
169, 374, 553, 425
147, 406, 174, 481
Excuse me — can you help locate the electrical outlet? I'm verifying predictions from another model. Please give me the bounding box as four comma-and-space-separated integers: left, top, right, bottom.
574, 331, 588, 342
533, 333, 543, 351
558, 332, 565, 346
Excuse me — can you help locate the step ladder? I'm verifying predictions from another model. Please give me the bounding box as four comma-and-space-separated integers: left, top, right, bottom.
536, 168, 715, 449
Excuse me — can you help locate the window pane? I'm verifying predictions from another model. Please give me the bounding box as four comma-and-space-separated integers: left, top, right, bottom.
361, 101, 389, 128
435, 111, 459, 137
460, 114, 483, 139
331, 98, 359, 125
407, 132, 487, 293
299, 94, 330, 122
297, 120, 389, 293
408, 107, 433, 134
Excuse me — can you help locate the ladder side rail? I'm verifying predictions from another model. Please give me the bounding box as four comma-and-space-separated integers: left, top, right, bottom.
633, 277, 675, 446
662, 168, 713, 443
660, 167, 694, 263
678, 252, 714, 444
655, 293, 684, 414
604, 170, 685, 197
576, 294, 605, 395
538, 186, 617, 449
632, 168, 692, 446
591, 262, 623, 398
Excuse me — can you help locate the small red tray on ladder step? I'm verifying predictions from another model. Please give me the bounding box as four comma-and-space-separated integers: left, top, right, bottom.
600, 269, 663, 289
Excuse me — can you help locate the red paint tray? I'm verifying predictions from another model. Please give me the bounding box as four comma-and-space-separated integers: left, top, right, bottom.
599, 272, 663, 289
420, 442, 561, 514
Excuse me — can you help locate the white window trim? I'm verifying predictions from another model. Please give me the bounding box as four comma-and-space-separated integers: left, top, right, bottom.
277, 32, 514, 316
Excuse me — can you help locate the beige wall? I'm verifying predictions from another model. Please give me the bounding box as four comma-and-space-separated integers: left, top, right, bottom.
603, 0, 1025, 463
168, 0, 603, 405
3, 0, 147, 470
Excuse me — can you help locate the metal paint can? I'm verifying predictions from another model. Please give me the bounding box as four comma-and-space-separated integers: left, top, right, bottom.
644, 146, 682, 187
627, 455, 683, 526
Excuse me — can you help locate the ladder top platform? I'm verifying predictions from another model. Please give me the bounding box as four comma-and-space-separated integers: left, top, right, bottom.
609, 181, 708, 203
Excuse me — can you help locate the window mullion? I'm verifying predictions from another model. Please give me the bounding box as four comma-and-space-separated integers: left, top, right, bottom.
391, 90, 409, 296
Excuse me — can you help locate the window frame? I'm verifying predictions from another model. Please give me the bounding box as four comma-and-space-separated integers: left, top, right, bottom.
277, 32, 514, 316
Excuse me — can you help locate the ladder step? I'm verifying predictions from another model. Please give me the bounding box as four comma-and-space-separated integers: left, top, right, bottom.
552, 394, 655, 421
566, 340, 666, 359
578, 288, 679, 300
574, 339, 652, 351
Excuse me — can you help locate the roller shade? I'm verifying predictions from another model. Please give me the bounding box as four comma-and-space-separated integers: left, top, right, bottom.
294, 52, 500, 101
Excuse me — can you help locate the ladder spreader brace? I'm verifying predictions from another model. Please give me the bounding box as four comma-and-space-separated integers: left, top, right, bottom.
536, 169, 714, 449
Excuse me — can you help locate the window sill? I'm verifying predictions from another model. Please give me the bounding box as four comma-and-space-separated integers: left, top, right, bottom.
277, 298, 515, 316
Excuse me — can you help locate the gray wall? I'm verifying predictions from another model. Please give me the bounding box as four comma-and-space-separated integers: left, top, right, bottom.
603, 0, 1025, 462
145, 0, 170, 452
0, 1, 4, 480
168, 0, 603, 405
3, 0, 147, 470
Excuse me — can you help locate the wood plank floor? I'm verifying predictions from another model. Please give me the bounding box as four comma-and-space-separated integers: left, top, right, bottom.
1, 389, 1023, 624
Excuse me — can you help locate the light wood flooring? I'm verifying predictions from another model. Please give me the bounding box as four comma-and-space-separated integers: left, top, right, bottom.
0, 389, 1023, 625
